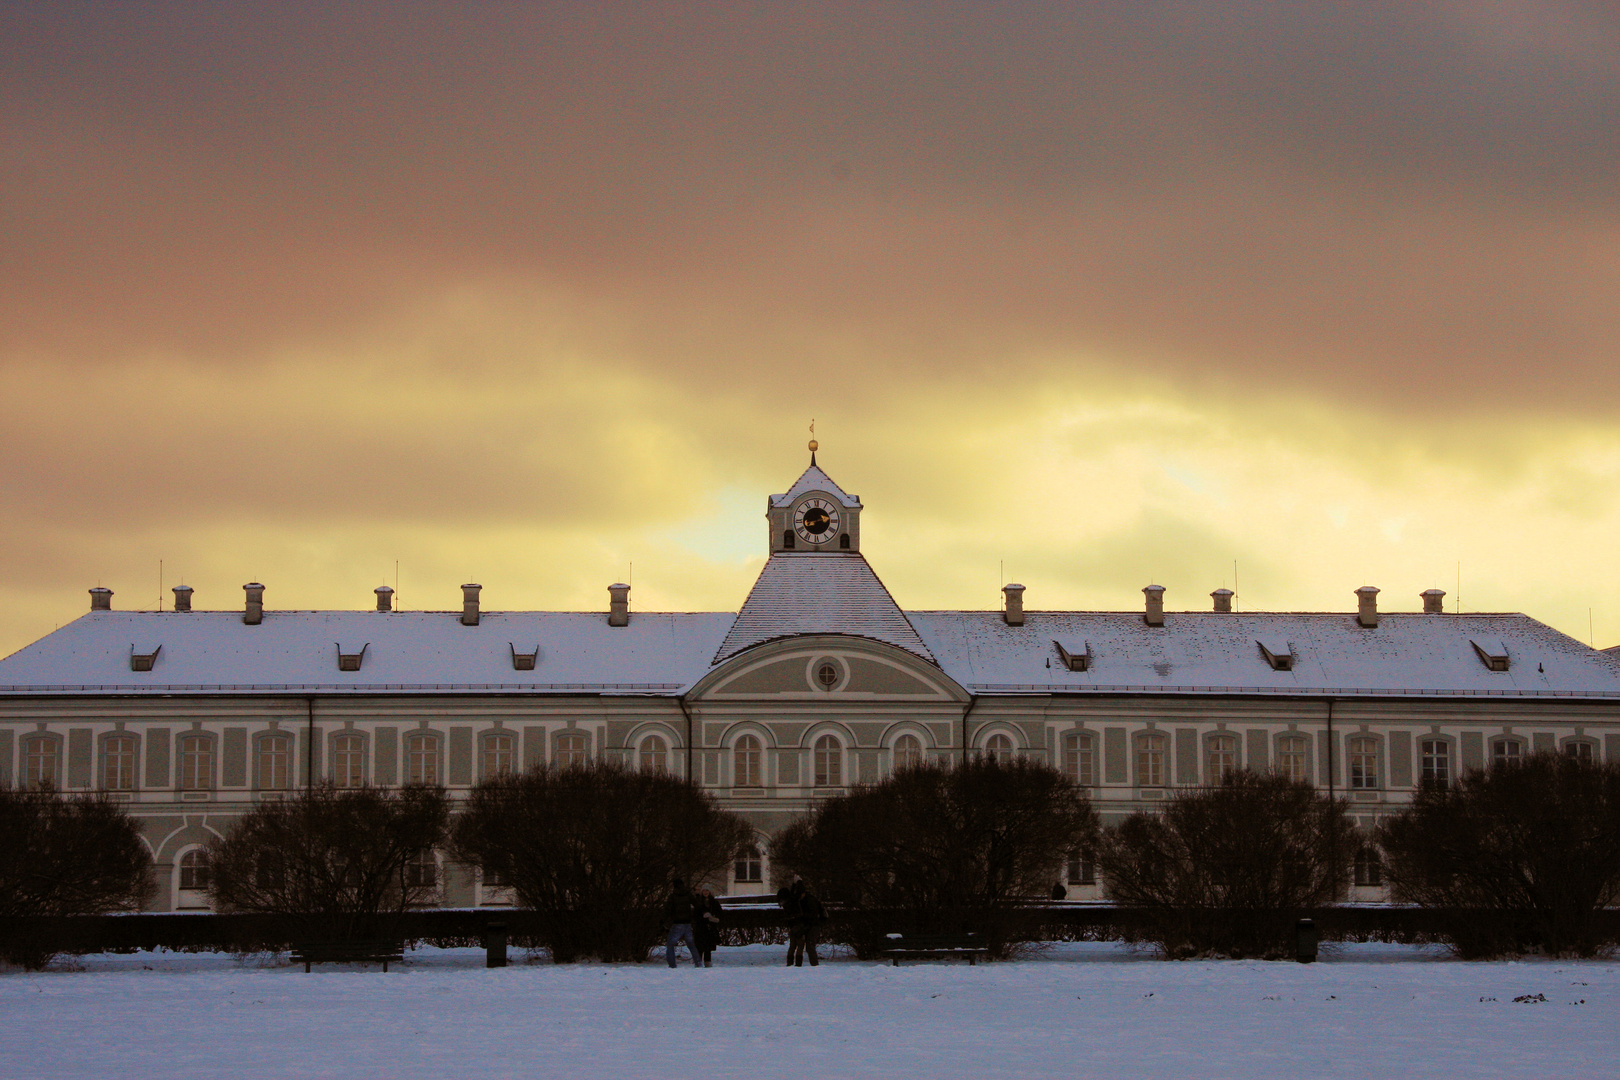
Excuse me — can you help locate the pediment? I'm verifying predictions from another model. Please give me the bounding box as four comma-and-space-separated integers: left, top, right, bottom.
692, 635, 966, 702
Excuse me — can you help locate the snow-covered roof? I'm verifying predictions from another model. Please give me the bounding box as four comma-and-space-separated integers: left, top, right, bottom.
909, 611, 1620, 698
0, 611, 734, 695
769, 463, 860, 509
714, 553, 934, 664
4, 603, 1619, 701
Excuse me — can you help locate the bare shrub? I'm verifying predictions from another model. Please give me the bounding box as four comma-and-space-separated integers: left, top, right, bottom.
0, 786, 155, 969
1378, 751, 1620, 958
771, 755, 1097, 956
1096, 770, 1357, 959
449, 761, 752, 962
206, 783, 449, 940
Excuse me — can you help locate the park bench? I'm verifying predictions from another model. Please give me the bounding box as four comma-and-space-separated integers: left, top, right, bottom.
880, 932, 990, 966
289, 939, 405, 973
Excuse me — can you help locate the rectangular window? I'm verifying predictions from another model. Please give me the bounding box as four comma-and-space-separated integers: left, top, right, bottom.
179, 735, 212, 791
555, 732, 588, 769
734, 845, 763, 884
407, 733, 439, 785
23, 737, 58, 789
1064, 734, 1095, 786
814, 735, 842, 787
1137, 734, 1165, 787
483, 733, 515, 778
103, 735, 137, 791
1491, 739, 1521, 769
1353, 848, 1383, 887
1066, 852, 1096, 886
1277, 735, 1308, 782
1565, 742, 1594, 763
259, 734, 290, 790
639, 736, 668, 773
404, 849, 437, 889
1349, 736, 1379, 790
734, 736, 763, 787
333, 733, 364, 788
1207, 734, 1237, 782
1420, 739, 1450, 787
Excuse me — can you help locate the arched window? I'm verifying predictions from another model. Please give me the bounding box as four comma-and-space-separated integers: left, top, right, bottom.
813, 735, 842, 787
893, 734, 923, 772
734, 735, 762, 787
179, 734, 213, 790
1276, 735, 1308, 782
407, 732, 439, 785
556, 732, 588, 768
23, 737, 57, 789
103, 735, 137, 791
1136, 733, 1166, 787
985, 733, 1014, 763
1348, 736, 1379, 789
1063, 733, 1094, 786
1491, 738, 1522, 769
1207, 734, 1238, 781
734, 844, 763, 884
333, 733, 364, 788
178, 849, 211, 891
258, 734, 290, 790
483, 733, 514, 778
1420, 739, 1450, 787
640, 735, 668, 773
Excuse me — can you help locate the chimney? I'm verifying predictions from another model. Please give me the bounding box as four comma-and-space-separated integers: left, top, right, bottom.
1002, 583, 1026, 626
1143, 585, 1165, 627
89, 587, 113, 611
172, 585, 194, 613
1211, 588, 1234, 613
1421, 588, 1446, 615
1355, 585, 1380, 628
374, 585, 394, 612
608, 583, 630, 627
243, 583, 265, 625
461, 583, 482, 626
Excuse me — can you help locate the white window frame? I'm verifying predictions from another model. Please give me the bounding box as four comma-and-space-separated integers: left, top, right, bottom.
813, 734, 843, 787
733, 734, 763, 787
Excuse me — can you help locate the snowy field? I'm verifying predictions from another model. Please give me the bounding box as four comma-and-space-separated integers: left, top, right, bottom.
4, 942, 1617, 1080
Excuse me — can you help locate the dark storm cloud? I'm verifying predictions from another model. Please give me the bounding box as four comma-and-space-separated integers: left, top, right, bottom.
0, 2, 1615, 403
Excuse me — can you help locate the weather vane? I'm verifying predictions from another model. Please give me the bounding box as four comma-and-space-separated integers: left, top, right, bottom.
808, 419, 818, 464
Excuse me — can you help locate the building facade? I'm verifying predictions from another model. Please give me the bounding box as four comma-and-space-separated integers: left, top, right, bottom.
3, 452, 1619, 910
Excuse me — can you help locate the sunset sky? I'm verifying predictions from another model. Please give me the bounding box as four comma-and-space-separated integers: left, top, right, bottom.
3, 3, 1617, 659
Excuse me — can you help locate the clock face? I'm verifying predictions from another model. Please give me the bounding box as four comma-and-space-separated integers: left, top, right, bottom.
795, 498, 840, 545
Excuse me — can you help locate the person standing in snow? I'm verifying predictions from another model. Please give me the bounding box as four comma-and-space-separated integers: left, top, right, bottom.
785, 878, 824, 967
664, 877, 700, 968
693, 885, 723, 967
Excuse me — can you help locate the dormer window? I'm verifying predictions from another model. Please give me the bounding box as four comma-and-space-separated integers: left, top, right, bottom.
130, 645, 162, 672
336, 643, 369, 672
1053, 639, 1090, 672
1470, 638, 1510, 672
1257, 638, 1294, 671
510, 644, 539, 671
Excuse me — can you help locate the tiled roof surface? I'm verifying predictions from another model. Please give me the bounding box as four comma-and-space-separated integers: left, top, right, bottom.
713, 552, 933, 664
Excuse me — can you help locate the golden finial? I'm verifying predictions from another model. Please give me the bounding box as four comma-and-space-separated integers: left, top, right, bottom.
808, 419, 818, 462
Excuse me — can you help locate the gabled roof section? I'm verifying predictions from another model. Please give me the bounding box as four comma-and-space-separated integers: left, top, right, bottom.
770, 464, 861, 509
714, 552, 933, 664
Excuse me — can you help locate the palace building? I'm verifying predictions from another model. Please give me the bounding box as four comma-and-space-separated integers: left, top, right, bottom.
3, 448, 1619, 910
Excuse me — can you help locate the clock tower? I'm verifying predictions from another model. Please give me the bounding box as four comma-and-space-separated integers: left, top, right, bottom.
767, 441, 862, 554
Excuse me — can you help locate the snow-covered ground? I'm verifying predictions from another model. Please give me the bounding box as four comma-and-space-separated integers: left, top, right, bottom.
3, 942, 1615, 1079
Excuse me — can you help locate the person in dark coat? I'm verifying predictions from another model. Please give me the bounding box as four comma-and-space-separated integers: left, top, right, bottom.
664, 877, 699, 968
785, 879, 824, 967
692, 885, 723, 967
